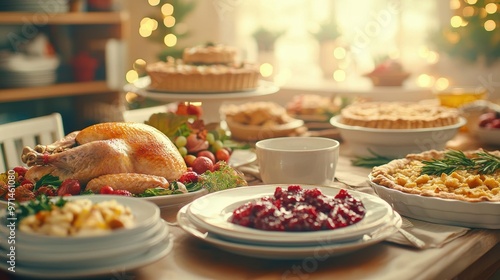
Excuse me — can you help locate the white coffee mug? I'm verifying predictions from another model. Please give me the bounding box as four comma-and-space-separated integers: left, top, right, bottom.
256, 137, 340, 185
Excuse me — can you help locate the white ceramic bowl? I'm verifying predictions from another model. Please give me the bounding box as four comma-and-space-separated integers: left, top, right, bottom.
368, 176, 500, 229
226, 118, 304, 142
476, 127, 500, 146
256, 137, 339, 185
330, 116, 466, 158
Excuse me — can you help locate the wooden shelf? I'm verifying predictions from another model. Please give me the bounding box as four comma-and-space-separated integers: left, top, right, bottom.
0, 12, 127, 25
0, 81, 117, 102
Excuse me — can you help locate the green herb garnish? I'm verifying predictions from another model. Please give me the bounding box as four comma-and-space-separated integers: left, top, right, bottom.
351, 150, 393, 168
34, 174, 62, 190
421, 150, 500, 176
197, 162, 247, 193
15, 195, 67, 221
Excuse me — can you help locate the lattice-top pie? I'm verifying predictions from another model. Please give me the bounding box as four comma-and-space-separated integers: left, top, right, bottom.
370, 149, 500, 202
340, 102, 460, 129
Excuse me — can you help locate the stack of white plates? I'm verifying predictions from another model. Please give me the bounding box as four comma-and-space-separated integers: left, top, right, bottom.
177, 185, 402, 259
0, 0, 69, 12
0, 69, 57, 88
0, 195, 172, 279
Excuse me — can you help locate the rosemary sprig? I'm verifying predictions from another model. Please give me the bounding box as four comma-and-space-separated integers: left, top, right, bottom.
351, 149, 393, 168
473, 151, 500, 175
421, 150, 500, 176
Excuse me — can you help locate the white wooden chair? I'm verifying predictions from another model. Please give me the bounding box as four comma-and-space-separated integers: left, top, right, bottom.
0, 113, 65, 171
122, 104, 171, 123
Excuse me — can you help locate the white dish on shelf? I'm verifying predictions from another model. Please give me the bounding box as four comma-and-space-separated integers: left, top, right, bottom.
124, 76, 279, 101
330, 115, 466, 158
368, 175, 500, 229
178, 203, 401, 259
187, 184, 394, 246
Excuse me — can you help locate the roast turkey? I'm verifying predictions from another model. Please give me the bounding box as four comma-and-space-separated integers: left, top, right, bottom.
21, 122, 187, 193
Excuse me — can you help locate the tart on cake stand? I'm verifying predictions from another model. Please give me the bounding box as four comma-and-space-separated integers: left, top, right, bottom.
123, 76, 279, 124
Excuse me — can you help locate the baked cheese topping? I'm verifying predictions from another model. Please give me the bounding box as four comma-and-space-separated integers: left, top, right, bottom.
371, 150, 500, 202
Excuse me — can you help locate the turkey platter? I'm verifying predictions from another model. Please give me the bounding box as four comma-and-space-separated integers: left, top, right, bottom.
22, 122, 187, 194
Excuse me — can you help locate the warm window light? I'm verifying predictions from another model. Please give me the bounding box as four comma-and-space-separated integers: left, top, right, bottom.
450, 0, 460, 10
161, 4, 174, 16
485, 3, 497, 14
435, 77, 449, 91
126, 70, 139, 83
484, 20, 496, 31
333, 70, 346, 82
462, 6, 475, 17
148, 0, 160, 7
259, 63, 273, 77
427, 51, 439, 64
450, 16, 463, 28
333, 47, 346, 59
164, 34, 177, 47
164, 16, 176, 28
418, 46, 430, 58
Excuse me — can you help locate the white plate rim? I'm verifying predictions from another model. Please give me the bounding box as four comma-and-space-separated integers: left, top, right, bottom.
0, 234, 173, 279
177, 203, 401, 259
1, 221, 169, 263
187, 184, 394, 245
330, 115, 466, 133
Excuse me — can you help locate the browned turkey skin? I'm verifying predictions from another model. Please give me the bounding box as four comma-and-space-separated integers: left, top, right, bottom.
21, 122, 187, 194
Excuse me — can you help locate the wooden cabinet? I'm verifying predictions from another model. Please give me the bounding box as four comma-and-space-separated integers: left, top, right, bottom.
0, 11, 128, 132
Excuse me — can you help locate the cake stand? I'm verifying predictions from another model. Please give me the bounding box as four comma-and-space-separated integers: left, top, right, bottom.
124, 77, 280, 124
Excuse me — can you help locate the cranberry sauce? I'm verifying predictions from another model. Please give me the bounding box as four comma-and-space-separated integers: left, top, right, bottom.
230, 185, 366, 231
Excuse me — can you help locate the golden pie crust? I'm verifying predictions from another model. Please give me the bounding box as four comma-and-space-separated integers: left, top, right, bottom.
370, 149, 500, 202
146, 60, 260, 92
340, 102, 460, 129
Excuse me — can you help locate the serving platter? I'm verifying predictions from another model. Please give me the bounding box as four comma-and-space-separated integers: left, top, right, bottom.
178, 203, 401, 259
186, 184, 394, 246
368, 175, 500, 229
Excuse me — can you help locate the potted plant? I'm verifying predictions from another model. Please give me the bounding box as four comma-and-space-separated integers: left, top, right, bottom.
312, 21, 342, 79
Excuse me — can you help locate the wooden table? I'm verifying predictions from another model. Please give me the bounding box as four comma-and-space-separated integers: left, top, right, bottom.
2, 133, 500, 280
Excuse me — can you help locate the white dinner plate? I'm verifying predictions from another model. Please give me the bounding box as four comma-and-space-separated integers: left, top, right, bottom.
178, 204, 401, 259
0, 195, 160, 245
140, 188, 209, 208
368, 175, 500, 229
187, 185, 394, 245
0, 220, 167, 262
0, 234, 173, 279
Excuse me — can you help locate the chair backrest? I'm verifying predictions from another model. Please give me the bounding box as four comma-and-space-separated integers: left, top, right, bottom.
122, 105, 170, 123
0, 113, 65, 171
